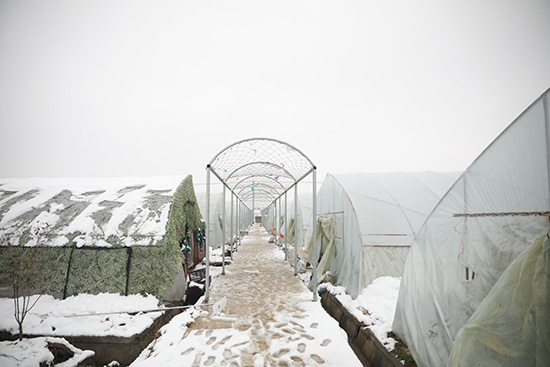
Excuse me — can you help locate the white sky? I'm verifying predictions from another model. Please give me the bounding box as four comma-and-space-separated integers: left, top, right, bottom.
1, 0, 549, 183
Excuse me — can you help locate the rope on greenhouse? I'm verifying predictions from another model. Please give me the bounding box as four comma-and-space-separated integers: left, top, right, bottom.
453, 211, 550, 217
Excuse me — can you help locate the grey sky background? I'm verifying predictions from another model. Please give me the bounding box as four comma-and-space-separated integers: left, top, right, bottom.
1, 0, 549, 183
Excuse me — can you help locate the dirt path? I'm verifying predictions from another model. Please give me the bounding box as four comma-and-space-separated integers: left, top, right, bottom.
170, 224, 362, 367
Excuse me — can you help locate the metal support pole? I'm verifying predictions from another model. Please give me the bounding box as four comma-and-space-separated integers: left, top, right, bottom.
252, 182, 255, 224
222, 184, 226, 275
284, 191, 288, 261
230, 193, 234, 260
235, 199, 239, 251
294, 183, 298, 275
272, 200, 277, 240
275, 200, 279, 247
312, 167, 318, 301
205, 166, 211, 302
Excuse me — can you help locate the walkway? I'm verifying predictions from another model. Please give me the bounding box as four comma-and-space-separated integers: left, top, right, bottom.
176, 224, 362, 366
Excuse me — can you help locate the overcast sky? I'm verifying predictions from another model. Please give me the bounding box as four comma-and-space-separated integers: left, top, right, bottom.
1, 0, 549, 183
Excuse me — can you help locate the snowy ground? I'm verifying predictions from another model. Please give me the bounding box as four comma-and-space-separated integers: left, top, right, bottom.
0, 224, 402, 366
320, 277, 401, 351
0, 293, 164, 367
131, 224, 363, 366
0, 293, 162, 338
0, 337, 95, 367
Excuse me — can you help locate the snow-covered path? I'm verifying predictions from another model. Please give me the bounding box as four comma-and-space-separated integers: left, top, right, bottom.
132, 224, 362, 366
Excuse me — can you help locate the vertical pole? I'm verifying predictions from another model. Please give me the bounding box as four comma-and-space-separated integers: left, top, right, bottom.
252, 182, 255, 224
275, 200, 279, 247
222, 184, 226, 275
312, 167, 318, 301
273, 200, 277, 239
230, 193, 234, 260
284, 191, 288, 261
205, 166, 211, 302
236, 199, 239, 251
294, 183, 298, 275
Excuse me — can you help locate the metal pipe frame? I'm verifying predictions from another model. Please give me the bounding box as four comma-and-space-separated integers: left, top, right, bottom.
205, 138, 317, 302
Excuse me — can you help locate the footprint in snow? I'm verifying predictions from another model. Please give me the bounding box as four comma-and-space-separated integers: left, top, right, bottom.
204, 356, 216, 366
192, 351, 204, 367
273, 348, 290, 358
181, 347, 194, 355
310, 354, 325, 364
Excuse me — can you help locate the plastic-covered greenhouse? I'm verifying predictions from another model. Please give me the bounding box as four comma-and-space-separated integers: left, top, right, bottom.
307, 172, 458, 298
393, 88, 550, 367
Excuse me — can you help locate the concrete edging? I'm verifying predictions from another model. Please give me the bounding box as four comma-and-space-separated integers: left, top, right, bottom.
320, 291, 403, 367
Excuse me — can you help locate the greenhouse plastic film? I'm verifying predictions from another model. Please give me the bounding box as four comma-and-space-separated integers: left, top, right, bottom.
449, 234, 550, 367
393, 88, 550, 367
311, 172, 456, 298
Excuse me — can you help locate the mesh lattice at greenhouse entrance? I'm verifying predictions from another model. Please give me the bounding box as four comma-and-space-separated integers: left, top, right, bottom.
204, 138, 319, 301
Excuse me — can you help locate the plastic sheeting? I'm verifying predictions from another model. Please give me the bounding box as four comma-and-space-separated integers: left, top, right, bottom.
305, 215, 341, 286
449, 234, 550, 367
309, 172, 458, 297
393, 88, 550, 367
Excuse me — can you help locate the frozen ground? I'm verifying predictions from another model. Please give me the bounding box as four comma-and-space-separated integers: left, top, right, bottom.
132, 224, 363, 366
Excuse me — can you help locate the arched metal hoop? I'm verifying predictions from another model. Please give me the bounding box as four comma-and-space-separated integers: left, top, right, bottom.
204, 137, 318, 302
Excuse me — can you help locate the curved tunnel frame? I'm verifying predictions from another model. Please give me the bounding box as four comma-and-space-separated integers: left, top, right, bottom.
204, 137, 318, 301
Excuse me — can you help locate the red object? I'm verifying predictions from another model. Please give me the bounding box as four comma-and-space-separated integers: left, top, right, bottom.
280, 234, 284, 238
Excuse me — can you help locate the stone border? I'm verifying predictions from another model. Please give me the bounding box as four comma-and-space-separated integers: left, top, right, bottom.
320, 291, 403, 367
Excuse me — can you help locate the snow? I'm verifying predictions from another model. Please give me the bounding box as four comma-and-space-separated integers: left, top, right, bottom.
321, 276, 401, 351
0, 293, 162, 338
131, 290, 362, 367
0, 176, 184, 247
130, 225, 365, 366
0, 337, 95, 367
0, 224, 401, 365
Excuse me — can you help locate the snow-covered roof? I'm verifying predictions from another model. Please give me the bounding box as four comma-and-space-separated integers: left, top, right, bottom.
0, 177, 186, 247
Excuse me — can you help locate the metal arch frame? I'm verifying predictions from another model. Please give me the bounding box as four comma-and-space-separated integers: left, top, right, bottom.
225, 161, 297, 182
230, 174, 286, 192
208, 137, 316, 168
237, 185, 281, 200
232, 176, 286, 206
239, 190, 278, 208
204, 137, 318, 302
236, 180, 284, 199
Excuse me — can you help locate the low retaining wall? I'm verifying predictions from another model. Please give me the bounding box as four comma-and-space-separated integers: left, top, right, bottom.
1, 309, 180, 366
320, 291, 403, 367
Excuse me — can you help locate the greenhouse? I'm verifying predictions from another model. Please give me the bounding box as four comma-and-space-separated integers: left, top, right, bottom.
393, 88, 550, 367
0, 175, 205, 302
307, 171, 458, 298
